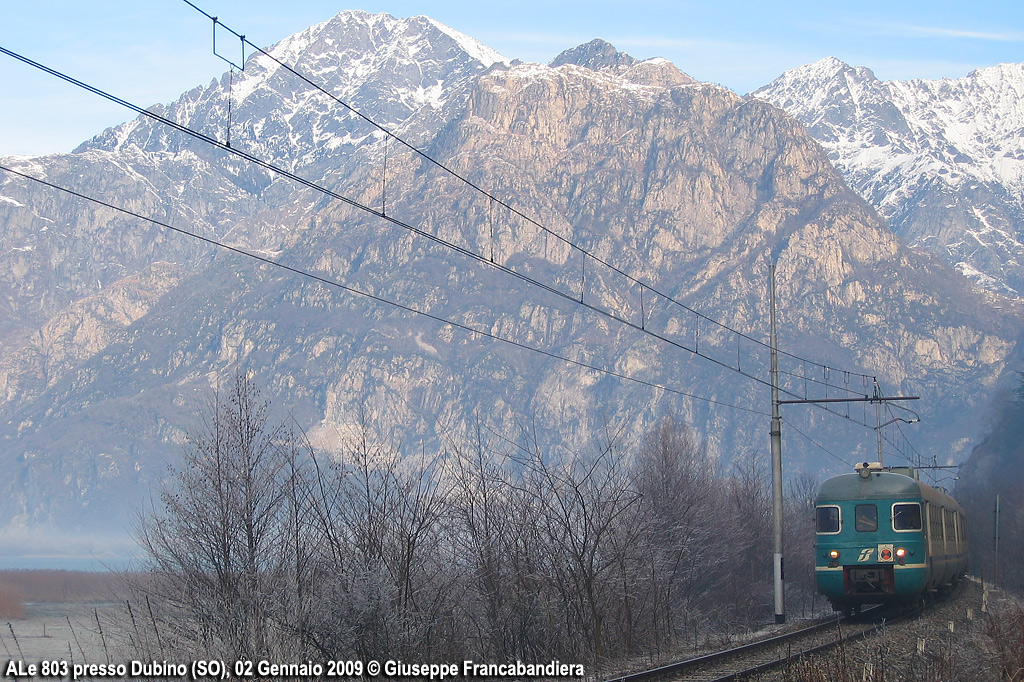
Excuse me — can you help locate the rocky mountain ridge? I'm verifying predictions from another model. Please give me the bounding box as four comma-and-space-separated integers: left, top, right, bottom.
0, 13, 1020, 548
754, 57, 1024, 296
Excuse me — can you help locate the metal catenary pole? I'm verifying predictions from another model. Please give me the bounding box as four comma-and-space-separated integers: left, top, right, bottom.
769, 261, 785, 624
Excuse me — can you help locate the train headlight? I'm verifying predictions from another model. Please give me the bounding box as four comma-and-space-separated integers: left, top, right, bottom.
829, 550, 840, 560
896, 547, 906, 565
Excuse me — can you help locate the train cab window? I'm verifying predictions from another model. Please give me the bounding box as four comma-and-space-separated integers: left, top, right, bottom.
892, 503, 922, 531
815, 506, 840, 534
855, 504, 878, 532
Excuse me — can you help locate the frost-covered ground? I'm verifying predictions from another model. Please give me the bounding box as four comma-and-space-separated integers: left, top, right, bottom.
1, 602, 111, 666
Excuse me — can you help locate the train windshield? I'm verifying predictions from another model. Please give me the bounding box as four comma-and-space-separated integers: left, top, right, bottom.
893, 503, 922, 531
855, 504, 878, 532
815, 506, 840, 533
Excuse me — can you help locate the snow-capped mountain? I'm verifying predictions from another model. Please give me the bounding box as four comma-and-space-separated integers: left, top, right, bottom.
1, 11, 507, 353
755, 57, 1024, 295
83, 11, 507, 163
1, 14, 1020, 547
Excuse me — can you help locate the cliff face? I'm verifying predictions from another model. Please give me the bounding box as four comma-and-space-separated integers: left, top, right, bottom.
0, 14, 1020, 542
394, 52, 1017, 459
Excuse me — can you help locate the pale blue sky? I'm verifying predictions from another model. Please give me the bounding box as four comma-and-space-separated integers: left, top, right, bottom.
2, 0, 1022, 156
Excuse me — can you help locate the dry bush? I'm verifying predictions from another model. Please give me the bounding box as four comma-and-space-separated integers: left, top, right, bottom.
0, 570, 120, 603
0, 581, 25, 618
985, 599, 1024, 682
127, 384, 790, 669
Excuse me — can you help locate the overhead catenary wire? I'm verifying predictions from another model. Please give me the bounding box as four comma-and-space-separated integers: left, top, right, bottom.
784, 419, 855, 469
0, 43, 787, 396
0, 161, 770, 418
176, 0, 879, 391
885, 402, 927, 467
0, 35, 916, 444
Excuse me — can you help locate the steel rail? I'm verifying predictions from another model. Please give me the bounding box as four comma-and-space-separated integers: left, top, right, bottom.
602, 606, 902, 682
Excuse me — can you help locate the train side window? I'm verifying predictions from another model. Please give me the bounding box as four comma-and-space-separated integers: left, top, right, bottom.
929, 504, 944, 541
892, 503, 922, 531
855, 504, 878, 532
815, 505, 840, 534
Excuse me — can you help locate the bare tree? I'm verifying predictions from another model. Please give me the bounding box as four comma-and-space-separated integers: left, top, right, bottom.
128, 385, 793, 668
629, 416, 717, 652
716, 452, 773, 624
514, 422, 642, 661
306, 403, 461, 661
785, 472, 821, 616
134, 371, 315, 660
449, 419, 519, 658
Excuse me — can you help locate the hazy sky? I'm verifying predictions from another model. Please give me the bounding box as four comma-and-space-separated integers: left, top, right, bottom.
2, 0, 1023, 156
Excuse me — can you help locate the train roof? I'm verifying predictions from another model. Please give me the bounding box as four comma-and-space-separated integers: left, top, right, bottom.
816, 472, 922, 502
816, 470, 962, 511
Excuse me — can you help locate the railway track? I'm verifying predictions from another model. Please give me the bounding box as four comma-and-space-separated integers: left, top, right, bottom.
603, 606, 915, 682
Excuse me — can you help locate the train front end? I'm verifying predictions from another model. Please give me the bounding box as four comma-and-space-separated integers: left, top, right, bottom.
813, 463, 930, 615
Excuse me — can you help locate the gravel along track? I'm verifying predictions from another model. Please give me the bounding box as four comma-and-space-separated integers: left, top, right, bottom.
757, 577, 1007, 681
606, 578, 998, 682
605, 609, 894, 682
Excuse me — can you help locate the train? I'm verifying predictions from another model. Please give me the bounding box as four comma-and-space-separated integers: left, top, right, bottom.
813, 462, 968, 616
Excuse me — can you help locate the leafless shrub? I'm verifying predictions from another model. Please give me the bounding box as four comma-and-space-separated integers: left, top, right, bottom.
785, 472, 823, 618
985, 598, 1024, 681
127, 382, 784, 669
0, 570, 120, 603
320, 406, 460, 661
0, 581, 24, 618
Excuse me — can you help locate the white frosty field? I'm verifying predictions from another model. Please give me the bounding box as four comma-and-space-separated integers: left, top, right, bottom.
2, 601, 111, 668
